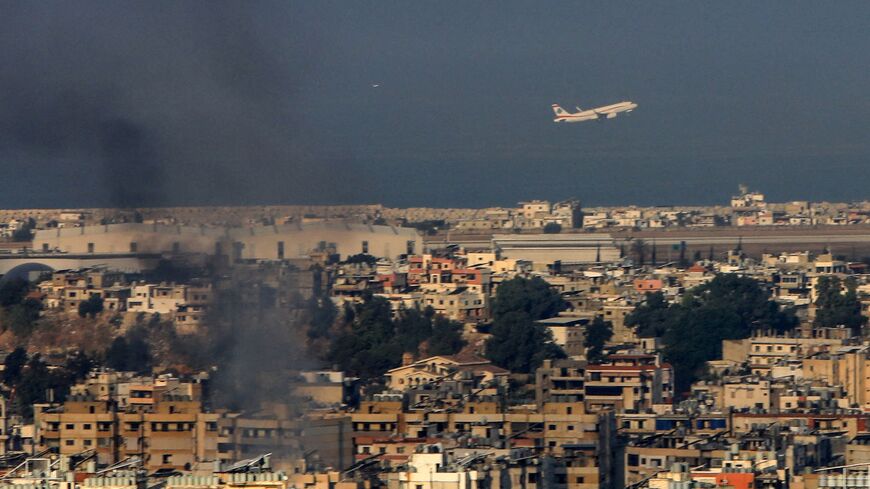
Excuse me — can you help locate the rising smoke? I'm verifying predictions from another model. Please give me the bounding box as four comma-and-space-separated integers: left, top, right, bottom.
0, 2, 333, 413
0, 1, 330, 208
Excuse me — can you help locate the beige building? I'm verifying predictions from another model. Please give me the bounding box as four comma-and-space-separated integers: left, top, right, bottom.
384, 354, 508, 392
35, 222, 421, 261
802, 346, 870, 409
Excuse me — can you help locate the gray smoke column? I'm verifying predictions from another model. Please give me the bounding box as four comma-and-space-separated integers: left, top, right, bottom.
0, 1, 330, 207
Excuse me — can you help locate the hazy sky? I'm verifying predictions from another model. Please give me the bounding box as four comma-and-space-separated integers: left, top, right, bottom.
0, 1, 868, 208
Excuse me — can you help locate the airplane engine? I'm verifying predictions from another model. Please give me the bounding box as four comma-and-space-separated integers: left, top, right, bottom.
607, 113, 617, 119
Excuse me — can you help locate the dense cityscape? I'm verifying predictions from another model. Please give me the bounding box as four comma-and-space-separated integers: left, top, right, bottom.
2, 3, 868, 489
0, 189, 868, 489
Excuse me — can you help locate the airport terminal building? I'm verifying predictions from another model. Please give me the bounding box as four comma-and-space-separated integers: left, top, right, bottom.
34, 222, 421, 261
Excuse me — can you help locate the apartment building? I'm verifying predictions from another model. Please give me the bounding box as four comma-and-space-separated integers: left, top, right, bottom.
35, 392, 221, 471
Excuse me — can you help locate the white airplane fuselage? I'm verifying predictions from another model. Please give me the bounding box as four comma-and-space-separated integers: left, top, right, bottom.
552, 101, 637, 122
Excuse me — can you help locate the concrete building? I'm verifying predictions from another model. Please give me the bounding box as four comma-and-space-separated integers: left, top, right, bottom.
492, 234, 620, 265
34, 222, 421, 261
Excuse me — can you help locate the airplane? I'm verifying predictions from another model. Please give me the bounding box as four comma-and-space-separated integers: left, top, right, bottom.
552, 101, 638, 123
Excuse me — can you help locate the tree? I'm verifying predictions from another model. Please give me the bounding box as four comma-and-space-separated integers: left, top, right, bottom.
343, 253, 378, 266
625, 292, 670, 337
814, 276, 866, 335
543, 223, 562, 234
12, 219, 35, 242
13, 355, 49, 412
105, 337, 129, 371
78, 295, 104, 318
0, 278, 29, 308
624, 275, 796, 393
127, 337, 152, 373
3, 347, 28, 386
394, 307, 435, 354
327, 294, 403, 378
584, 316, 613, 363
306, 296, 337, 339
104, 331, 151, 374
485, 311, 565, 373
65, 351, 94, 381
660, 275, 796, 392
428, 316, 465, 356
492, 277, 565, 321
5, 299, 41, 337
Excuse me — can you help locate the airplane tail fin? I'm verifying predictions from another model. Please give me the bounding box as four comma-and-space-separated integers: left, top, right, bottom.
552, 104, 569, 117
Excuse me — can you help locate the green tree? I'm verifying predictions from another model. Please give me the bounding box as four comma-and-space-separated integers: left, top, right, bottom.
660, 275, 796, 392
105, 337, 129, 371
328, 294, 402, 378
492, 277, 565, 321
125, 326, 153, 374
2, 347, 28, 386
485, 311, 565, 373
625, 291, 670, 338
428, 316, 465, 356
543, 222, 562, 234
64, 351, 94, 381
394, 307, 435, 354
0, 278, 29, 308
814, 276, 866, 335
624, 275, 796, 393
78, 295, 104, 318
306, 296, 338, 339
343, 253, 378, 266
5, 299, 41, 337
584, 316, 613, 363
11, 219, 35, 241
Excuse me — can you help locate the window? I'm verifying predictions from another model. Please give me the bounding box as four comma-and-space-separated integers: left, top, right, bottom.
65, 424, 75, 430
172, 242, 180, 253
65, 440, 74, 446
87, 242, 94, 253
277, 241, 285, 260
162, 454, 172, 464
83, 424, 92, 430
576, 477, 585, 484
42, 243, 49, 252
407, 240, 415, 255
362, 241, 369, 254
130, 242, 138, 252
84, 439, 92, 447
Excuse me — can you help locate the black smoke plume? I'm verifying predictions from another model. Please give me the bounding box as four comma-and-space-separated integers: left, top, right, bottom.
0, 1, 330, 208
